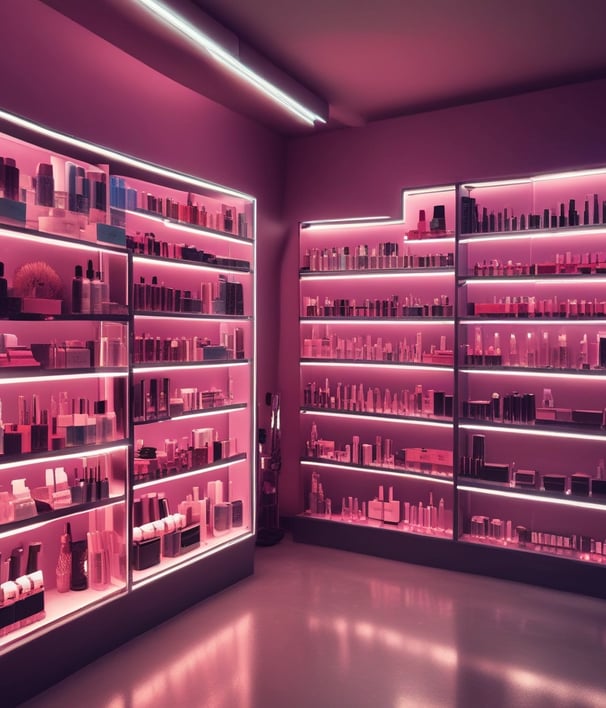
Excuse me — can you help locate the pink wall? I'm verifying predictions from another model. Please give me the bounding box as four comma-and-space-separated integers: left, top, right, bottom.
280, 79, 606, 513
0, 0, 287, 428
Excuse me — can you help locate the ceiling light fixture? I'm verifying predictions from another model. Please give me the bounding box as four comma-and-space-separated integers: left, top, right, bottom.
133, 0, 326, 126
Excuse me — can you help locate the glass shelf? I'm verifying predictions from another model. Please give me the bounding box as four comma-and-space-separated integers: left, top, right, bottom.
133, 453, 247, 489
301, 458, 453, 483
300, 407, 453, 427
301, 358, 454, 371
0, 494, 127, 536
117, 207, 253, 245
132, 252, 251, 274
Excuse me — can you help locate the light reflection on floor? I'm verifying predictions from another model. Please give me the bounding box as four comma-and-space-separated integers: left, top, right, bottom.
20, 534, 606, 707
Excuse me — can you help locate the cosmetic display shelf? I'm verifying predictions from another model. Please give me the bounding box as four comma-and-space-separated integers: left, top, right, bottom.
300, 317, 455, 324
133, 312, 251, 321
458, 274, 606, 282
301, 458, 453, 483
132, 253, 251, 274
300, 268, 455, 278
0, 441, 129, 468
460, 366, 606, 377
133, 452, 247, 490
133, 359, 250, 372
301, 358, 454, 370
457, 534, 605, 565
0, 223, 127, 255
0, 583, 126, 656
133, 403, 247, 426
460, 419, 606, 439
460, 224, 606, 240
300, 407, 453, 426
131, 528, 253, 587
299, 513, 453, 539
458, 480, 606, 507
0, 494, 127, 535
118, 208, 253, 245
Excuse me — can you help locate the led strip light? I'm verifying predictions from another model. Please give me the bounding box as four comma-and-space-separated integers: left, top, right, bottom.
133, 0, 325, 126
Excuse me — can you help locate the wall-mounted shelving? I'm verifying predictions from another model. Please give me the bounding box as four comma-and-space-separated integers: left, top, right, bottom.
294, 171, 606, 597
0, 111, 256, 661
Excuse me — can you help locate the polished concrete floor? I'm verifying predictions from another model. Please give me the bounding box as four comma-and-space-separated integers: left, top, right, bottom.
20, 535, 606, 707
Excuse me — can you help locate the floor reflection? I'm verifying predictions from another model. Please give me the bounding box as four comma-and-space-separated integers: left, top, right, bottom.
20, 535, 606, 708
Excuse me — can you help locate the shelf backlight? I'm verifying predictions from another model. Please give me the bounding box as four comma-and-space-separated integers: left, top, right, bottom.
300, 459, 453, 485
134, 361, 249, 373
459, 423, 605, 442
303, 217, 398, 230
302, 270, 454, 281
303, 318, 454, 326
301, 360, 454, 372
134, 455, 246, 490
0, 227, 128, 254
0, 444, 129, 471
460, 227, 606, 244
124, 209, 252, 245
458, 484, 606, 510
459, 318, 605, 326
0, 371, 128, 385
460, 368, 604, 380
301, 408, 452, 428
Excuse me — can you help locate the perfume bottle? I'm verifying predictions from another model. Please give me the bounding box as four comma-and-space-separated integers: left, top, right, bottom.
56, 523, 72, 593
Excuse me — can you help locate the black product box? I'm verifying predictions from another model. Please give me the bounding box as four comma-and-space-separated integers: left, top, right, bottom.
542, 474, 567, 493
132, 537, 161, 570
571, 410, 603, 427
571, 473, 591, 496
0, 602, 15, 630
180, 524, 201, 552
202, 346, 228, 360
231, 499, 243, 527
14, 589, 45, 622
480, 463, 510, 484
514, 469, 536, 488
591, 479, 606, 498
162, 529, 181, 558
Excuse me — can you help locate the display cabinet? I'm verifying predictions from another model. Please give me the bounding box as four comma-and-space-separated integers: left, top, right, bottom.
294, 170, 606, 596
112, 172, 255, 586
298, 186, 457, 544
0, 110, 256, 675
458, 169, 606, 567
0, 129, 130, 650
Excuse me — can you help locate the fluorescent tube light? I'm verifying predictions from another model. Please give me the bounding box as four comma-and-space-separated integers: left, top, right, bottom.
134, 0, 326, 125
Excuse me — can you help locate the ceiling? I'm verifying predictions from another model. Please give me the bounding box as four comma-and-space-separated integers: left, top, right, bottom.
43, 0, 606, 133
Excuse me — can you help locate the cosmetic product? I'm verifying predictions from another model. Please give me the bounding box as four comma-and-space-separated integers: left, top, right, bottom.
513, 469, 536, 488
0, 262, 7, 300
89, 265, 103, 315
94, 400, 117, 443
70, 539, 88, 591
71, 265, 85, 314
35, 163, 54, 207
55, 523, 72, 592
10, 479, 36, 520
87, 530, 110, 590
417, 209, 428, 236
2, 158, 19, 201
571, 473, 591, 496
